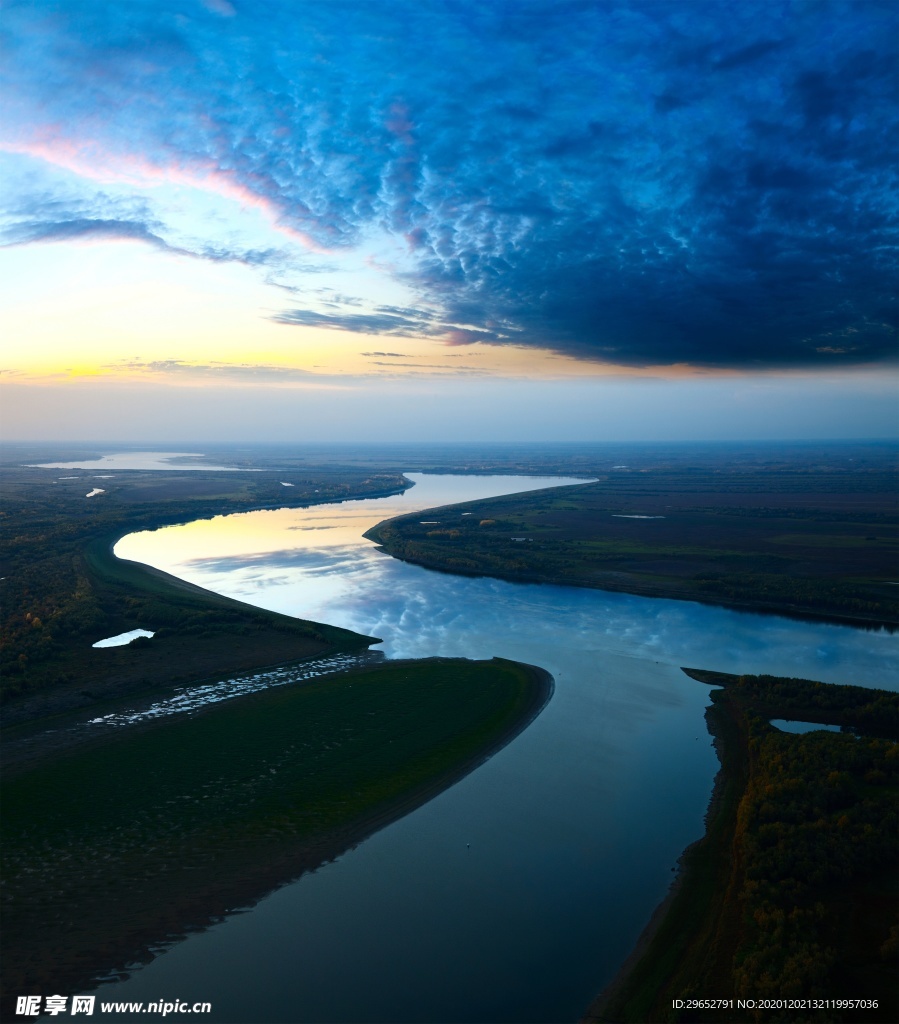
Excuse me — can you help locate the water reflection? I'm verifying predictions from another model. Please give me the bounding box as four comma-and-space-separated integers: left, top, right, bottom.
31, 451, 248, 471
92, 628, 155, 649
771, 719, 843, 734
86, 652, 382, 727
99, 474, 897, 1023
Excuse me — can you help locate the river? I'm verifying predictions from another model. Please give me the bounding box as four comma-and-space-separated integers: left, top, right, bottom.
96, 474, 896, 1022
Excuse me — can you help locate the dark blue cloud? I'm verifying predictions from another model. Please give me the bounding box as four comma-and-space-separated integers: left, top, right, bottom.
2, 0, 896, 368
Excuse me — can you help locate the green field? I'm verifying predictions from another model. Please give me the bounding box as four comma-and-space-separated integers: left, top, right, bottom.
591, 671, 898, 1024
366, 453, 898, 626
0, 656, 551, 1010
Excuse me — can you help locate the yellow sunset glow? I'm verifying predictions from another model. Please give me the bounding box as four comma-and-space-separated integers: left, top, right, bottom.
1, 237, 660, 385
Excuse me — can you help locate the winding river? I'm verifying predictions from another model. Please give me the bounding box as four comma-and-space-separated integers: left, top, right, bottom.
96, 474, 897, 1022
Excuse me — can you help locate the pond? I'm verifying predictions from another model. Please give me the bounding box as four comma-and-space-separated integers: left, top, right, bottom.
97, 474, 896, 1022
91, 628, 155, 649
771, 719, 843, 734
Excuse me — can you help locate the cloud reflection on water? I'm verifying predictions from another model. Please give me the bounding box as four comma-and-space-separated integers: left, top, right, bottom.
183, 545, 373, 576
121, 476, 898, 691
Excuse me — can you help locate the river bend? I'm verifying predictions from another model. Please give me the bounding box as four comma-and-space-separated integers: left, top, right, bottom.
96, 474, 897, 1022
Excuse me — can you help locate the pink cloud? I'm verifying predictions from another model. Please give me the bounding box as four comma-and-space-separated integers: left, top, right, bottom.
1, 134, 331, 253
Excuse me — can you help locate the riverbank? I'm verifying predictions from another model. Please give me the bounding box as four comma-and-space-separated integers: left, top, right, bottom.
586, 669, 898, 1024
0, 656, 553, 1017
364, 459, 898, 629
1, 462, 409, 722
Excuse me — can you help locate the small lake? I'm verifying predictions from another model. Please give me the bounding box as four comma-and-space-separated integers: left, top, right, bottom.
771, 720, 843, 734
99, 474, 897, 1022
91, 628, 155, 649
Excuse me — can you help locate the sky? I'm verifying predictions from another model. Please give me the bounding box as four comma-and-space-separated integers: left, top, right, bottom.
1, 0, 897, 443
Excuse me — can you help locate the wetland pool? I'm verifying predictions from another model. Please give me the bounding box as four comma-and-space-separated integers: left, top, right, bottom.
96, 474, 897, 1022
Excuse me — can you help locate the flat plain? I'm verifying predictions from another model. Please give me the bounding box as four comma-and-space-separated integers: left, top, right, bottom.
1, 448, 408, 723
366, 442, 898, 627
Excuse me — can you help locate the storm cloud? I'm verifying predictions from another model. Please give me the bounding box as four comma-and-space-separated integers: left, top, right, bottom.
2, 0, 896, 368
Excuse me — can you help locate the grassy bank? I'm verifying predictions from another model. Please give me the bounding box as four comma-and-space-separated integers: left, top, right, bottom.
1, 460, 408, 720
0, 656, 552, 1012
365, 457, 898, 628
589, 670, 898, 1024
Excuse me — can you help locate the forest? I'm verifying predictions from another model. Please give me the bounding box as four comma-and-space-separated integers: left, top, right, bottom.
594, 671, 898, 1023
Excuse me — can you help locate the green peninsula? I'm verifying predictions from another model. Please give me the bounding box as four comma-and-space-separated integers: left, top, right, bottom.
1, 656, 551, 1011
366, 454, 898, 627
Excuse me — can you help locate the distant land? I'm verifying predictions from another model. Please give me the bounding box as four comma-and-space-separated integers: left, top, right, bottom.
3, 440, 895, 725
366, 441, 898, 628
1, 449, 408, 723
